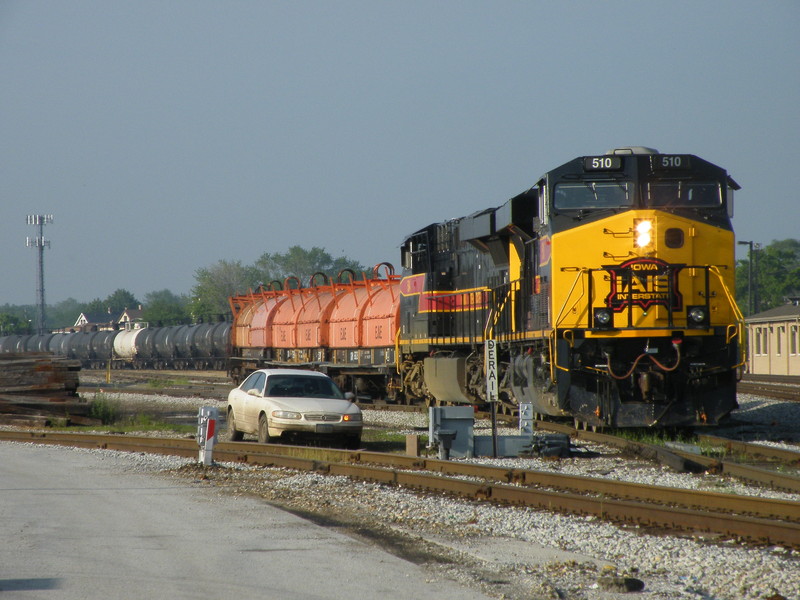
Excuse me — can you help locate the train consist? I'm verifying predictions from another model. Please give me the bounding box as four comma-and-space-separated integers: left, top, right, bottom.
0, 148, 746, 427
0, 321, 231, 370
228, 147, 745, 427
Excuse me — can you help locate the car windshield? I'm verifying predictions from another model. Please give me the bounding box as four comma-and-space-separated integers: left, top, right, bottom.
554, 181, 631, 210
265, 374, 345, 399
647, 181, 721, 208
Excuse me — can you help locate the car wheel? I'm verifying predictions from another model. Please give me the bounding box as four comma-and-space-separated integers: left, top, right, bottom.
258, 413, 270, 444
226, 409, 243, 442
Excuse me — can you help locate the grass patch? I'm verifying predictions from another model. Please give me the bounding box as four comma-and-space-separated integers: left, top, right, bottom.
64, 392, 195, 435
612, 428, 696, 447
88, 394, 122, 424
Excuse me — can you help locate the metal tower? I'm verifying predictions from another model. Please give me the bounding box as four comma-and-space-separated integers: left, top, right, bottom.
26, 214, 53, 335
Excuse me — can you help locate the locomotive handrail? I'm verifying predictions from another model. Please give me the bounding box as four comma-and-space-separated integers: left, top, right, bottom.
708, 265, 747, 369
484, 284, 511, 340
394, 327, 402, 374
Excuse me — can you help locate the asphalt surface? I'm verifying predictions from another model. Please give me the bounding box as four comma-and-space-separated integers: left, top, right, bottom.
0, 442, 491, 599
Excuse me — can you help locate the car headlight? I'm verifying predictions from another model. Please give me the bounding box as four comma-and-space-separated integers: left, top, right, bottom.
342, 413, 362, 422
634, 219, 653, 248
271, 410, 301, 420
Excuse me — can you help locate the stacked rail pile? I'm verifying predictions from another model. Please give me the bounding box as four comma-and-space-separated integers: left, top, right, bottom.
0, 353, 90, 426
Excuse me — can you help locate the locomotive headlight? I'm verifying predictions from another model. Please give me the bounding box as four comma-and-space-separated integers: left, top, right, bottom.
593, 307, 614, 329
634, 220, 653, 248
687, 305, 709, 328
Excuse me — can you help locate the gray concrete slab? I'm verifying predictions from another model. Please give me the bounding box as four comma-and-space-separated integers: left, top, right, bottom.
0, 442, 491, 599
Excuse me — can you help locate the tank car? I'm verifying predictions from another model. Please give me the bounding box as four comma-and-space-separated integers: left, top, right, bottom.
396, 147, 744, 427
0, 321, 231, 371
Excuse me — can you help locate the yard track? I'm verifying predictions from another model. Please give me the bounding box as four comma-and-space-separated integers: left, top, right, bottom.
738, 374, 800, 401
535, 421, 800, 492
3, 429, 799, 549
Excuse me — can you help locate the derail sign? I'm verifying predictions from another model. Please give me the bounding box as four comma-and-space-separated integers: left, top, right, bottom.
485, 339, 498, 403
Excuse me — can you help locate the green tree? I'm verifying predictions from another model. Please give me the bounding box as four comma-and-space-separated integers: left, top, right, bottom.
253, 246, 366, 288
48, 298, 82, 329
142, 289, 190, 326
189, 260, 259, 318
104, 289, 140, 314
80, 289, 140, 320
736, 239, 800, 315
82, 298, 109, 317
0, 312, 28, 335
0, 304, 35, 332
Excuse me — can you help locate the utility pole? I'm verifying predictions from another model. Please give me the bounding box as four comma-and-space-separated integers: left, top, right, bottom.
753, 242, 761, 314
737, 240, 754, 315
26, 214, 53, 335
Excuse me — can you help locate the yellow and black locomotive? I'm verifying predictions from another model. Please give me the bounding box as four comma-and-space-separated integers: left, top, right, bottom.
397, 147, 744, 427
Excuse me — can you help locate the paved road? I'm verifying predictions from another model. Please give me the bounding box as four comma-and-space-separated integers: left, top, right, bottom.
0, 442, 491, 599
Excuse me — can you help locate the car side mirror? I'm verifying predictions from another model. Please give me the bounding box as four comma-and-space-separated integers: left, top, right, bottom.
247, 388, 262, 397
345, 392, 356, 402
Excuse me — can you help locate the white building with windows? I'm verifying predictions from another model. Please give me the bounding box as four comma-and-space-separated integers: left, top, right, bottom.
744, 304, 800, 376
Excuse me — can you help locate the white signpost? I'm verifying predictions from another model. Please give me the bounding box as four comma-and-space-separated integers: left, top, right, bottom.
485, 338, 498, 403
485, 339, 498, 457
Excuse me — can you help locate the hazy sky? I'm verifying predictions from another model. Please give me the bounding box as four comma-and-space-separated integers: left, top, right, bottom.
1, 1, 798, 306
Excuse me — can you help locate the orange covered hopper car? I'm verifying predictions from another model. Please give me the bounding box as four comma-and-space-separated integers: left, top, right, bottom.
228, 264, 401, 401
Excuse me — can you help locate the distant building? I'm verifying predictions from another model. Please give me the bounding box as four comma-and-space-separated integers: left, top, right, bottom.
70, 306, 145, 332
744, 304, 800, 376
73, 310, 116, 332
117, 306, 145, 328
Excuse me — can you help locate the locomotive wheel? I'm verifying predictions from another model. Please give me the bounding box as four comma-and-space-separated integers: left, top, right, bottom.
226, 409, 243, 442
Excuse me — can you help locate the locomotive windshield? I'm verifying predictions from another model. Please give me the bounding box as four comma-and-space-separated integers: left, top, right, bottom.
554, 181, 632, 210
647, 181, 721, 208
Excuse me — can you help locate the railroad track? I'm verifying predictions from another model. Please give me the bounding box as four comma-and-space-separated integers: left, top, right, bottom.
737, 381, 800, 401
3, 429, 799, 549
78, 381, 229, 400
535, 421, 800, 492
75, 371, 800, 488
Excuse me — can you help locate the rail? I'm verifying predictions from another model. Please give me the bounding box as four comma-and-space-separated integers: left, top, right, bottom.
2, 430, 799, 548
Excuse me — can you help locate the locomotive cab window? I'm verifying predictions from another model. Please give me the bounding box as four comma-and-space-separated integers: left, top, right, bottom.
553, 181, 631, 210
647, 182, 721, 208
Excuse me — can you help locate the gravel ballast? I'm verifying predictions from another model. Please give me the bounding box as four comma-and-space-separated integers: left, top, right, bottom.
6, 391, 800, 599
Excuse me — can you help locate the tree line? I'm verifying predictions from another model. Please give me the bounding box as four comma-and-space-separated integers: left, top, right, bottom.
0, 246, 366, 334
735, 238, 800, 316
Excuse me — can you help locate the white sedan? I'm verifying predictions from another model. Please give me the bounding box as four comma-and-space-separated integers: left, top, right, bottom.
225, 368, 362, 448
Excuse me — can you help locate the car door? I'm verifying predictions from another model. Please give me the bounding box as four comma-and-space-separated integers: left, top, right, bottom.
237, 371, 266, 433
